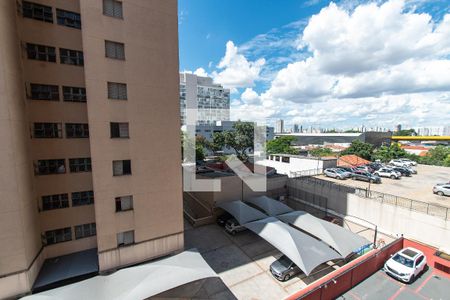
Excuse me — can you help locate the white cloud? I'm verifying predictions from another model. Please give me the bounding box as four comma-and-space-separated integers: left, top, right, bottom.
240, 88, 261, 104
212, 41, 266, 89
193, 67, 208, 77
264, 0, 450, 103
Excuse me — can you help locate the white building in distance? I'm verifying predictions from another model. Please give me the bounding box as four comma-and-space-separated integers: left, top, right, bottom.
180, 72, 230, 125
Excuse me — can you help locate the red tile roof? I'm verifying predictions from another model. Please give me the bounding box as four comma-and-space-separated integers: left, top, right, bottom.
337, 155, 371, 167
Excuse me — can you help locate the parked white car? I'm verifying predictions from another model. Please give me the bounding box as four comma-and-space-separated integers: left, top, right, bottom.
398, 158, 417, 166
389, 159, 410, 167
433, 184, 450, 196
384, 247, 427, 283
374, 167, 401, 179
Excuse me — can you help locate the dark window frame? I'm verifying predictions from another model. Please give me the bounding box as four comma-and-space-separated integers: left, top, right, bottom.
65, 123, 89, 138
112, 160, 131, 176
56, 8, 81, 29
36, 159, 66, 175
30, 83, 59, 101
103, 0, 123, 19
115, 195, 133, 212
69, 157, 92, 173
74, 223, 96, 239
105, 40, 125, 60
72, 190, 94, 206
62, 86, 86, 102
26, 43, 56, 62
42, 193, 69, 211
107, 82, 127, 100
110, 122, 129, 138
33, 122, 62, 138
117, 230, 134, 247
22, 1, 53, 23
60, 48, 84, 66
45, 227, 72, 245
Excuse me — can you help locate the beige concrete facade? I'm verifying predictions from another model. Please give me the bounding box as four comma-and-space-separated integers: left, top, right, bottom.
0, 0, 183, 298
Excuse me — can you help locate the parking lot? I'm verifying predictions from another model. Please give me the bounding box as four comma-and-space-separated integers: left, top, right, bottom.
318, 164, 450, 208
184, 220, 342, 299
183, 215, 394, 300
338, 267, 450, 300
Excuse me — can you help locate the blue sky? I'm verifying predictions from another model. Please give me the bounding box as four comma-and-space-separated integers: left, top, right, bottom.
179, 0, 450, 130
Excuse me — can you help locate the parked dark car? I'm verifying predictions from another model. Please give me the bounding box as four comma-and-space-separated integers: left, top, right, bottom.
392, 167, 412, 177
355, 165, 375, 173
270, 255, 302, 281
368, 163, 383, 171
216, 212, 232, 226
337, 167, 356, 173
351, 170, 381, 183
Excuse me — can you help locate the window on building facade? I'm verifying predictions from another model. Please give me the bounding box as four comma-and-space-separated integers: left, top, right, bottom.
105, 40, 125, 60
75, 223, 96, 239
115, 195, 133, 212
45, 227, 72, 245
30, 84, 59, 100
117, 230, 134, 247
69, 157, 91, 172
60, 48, 84, 66
33, 123, 62, 138
62, 86, 86, 102
42, 193, 69, 211
112, 160, 131, 176
103, 0, 123, 18
56, 9, 81, 29
22, 1, 53, 23
72, 190, 94, 206
65, 123, 89, 138
282, 156, 290, 163
26, 43, 56, 62
107, 82, 127, 100
110, 122, 129, 138
36, 159, 66, 175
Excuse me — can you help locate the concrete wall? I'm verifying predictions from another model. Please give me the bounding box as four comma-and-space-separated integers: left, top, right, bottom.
288, 178, 450, 249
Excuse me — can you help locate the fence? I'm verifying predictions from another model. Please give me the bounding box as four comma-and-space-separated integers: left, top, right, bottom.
288, 238, 404, 300
289, 168, 323, 178
288, 176, 450, 220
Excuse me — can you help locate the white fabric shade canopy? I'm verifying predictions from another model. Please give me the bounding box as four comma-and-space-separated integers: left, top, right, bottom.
244, 217, 342, 276
245, 196, 293, 216
217, 200, 268, 224
21, 250, 218, 300
278, 211, 370, 257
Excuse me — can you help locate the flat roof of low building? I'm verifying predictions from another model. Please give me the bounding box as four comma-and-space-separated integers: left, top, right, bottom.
269, 154, 337, 161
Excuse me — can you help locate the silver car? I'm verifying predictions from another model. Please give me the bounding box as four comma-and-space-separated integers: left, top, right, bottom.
225, 218, 247, 235
270, 255, 302, 281
324, 168, 349, 180
433, 184, 450, 196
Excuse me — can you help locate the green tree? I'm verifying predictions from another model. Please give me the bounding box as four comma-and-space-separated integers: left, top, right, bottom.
266, 136, 298, 155
371, 143, 407, 162
395, 129, 416, 136
309, 147, 333, 157
210, 121, 254, 161
341, 140, 374, 160
181, 132, 206, 161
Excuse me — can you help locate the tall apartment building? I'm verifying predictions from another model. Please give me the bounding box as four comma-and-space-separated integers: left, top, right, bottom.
180, 72, 230, 125
0, 0, 183, 298
275, 119, 284, 133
